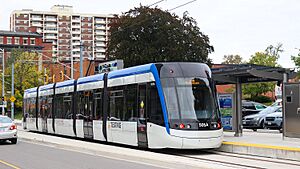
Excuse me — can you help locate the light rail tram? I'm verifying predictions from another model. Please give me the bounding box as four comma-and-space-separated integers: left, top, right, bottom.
23, 62, 223, 149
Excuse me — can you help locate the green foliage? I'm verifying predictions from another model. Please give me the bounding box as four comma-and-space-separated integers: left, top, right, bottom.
221, 54, 243, 64
250, 95, 273, 103
4, 50, 44, 110
108, 6, 214, 67
243, 44, 283, 98
291, 48, 300, 76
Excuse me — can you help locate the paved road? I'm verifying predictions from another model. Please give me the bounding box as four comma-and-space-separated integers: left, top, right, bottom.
0, 140, 165, 169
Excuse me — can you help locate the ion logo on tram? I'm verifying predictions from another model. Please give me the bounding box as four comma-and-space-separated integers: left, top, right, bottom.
23, 62, 223, 149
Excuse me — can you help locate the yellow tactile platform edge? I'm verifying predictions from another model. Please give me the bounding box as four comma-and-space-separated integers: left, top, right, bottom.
222, 141, 300, 152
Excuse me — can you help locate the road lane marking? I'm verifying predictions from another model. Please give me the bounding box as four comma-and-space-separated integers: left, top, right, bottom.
223, 141, 300, 152
0, 160, 21, 169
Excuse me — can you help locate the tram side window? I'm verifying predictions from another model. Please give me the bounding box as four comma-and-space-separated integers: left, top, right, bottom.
148, 83, 164, 126
94, 91, 102, 120
63, 94, 72, 119
124, 84, 137, 121
55, 94, 64, 118
109, 87, 124, 121
47, 97, 53, 118
39, 96, 46, 118
29, 98, 36, 118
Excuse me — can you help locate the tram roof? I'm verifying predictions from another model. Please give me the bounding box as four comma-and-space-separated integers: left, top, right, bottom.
107, 63, 154, 79
55, 79, 75, 88
24, 87, 37, 94
77, 73, 104, 84
39, 83, 54, 91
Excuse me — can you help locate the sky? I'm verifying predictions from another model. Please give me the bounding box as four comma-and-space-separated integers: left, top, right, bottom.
0, 0, 299, 68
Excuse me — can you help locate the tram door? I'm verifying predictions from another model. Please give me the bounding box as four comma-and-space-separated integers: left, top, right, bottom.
83, 91, 94, 139
137, 84, 148, 147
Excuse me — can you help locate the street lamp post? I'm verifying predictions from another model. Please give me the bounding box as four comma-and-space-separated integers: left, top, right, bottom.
0, 48, 4, 116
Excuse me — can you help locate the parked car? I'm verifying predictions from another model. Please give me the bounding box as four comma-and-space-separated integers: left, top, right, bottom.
242, 100, 267, 117
264, 111, 283, 132
0, 115, 18, 144
242, 106, 282, 131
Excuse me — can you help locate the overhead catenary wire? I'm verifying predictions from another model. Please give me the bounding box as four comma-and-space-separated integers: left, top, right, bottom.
147, 0, 166, 7
167, 0, 197, 11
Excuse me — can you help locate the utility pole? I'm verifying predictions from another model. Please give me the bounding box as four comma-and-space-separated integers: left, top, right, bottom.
80, 41, 83, 78
11, 63, 14, 120
0, 48, 5, 116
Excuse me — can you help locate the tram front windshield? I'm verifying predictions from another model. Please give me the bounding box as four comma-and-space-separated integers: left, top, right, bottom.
161, 77, 220, 130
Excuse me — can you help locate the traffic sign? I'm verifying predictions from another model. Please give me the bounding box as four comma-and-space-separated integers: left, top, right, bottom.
10, 96, 16, 102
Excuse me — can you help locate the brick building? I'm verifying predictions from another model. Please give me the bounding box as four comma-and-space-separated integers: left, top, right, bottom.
0, 29, 52, 61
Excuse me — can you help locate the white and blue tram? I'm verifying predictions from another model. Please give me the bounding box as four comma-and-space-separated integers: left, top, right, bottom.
23, 62, 223, 149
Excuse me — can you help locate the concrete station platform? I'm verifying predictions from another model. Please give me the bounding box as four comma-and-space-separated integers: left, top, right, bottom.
14, 120, 300, 162
220, 130, 300, 161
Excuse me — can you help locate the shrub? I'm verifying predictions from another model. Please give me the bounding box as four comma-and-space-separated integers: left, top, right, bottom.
250, 95, 273, 103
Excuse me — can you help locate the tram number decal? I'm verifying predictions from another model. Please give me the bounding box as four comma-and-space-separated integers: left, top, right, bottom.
111, 122, 122, 129
199, 123, 209, 128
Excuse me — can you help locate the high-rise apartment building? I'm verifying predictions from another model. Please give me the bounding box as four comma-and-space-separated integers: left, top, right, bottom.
10, 5, 114, 61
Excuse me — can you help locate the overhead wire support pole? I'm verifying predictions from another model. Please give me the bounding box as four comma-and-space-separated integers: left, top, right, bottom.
80, 41, 83, 78
66, 26, 74, 79
11, 63, 14, 120
0, 48, 4, 116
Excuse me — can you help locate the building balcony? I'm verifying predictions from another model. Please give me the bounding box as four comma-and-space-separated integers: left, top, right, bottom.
72, 42, 80, 46
95, 26, 106, 30
44, 29, 58, 33
73, 54, 80, 58
95, 54, 106, 59
31, 23, 43, 27
31, 17, 42, 21
95, 38, 106, 41
45, 35, 57, 39
72, 48, 80, 52
45, 18, 57, 22
95, 31, 106, 35
95, 42, 105, 47
95, 48, 106, 53
72, 36, 81, 40
72, 19, 80, 23
95, 20, 106, 24
72, 30, 81, 34
72, 24, 80, 28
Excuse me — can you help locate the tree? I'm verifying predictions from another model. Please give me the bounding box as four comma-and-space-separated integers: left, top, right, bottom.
221, 54, 243, 64
108, 6, 214, 67
291, 48, 300, 75
243, 44, 283, 99
4, 50, 44, 111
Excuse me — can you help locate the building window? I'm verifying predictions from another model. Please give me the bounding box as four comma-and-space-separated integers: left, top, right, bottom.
23, 39, 28, 45
0, 36, 3, 44
15, 37, 19, 44
30, 38, 35, 45
7, 37, 12, 44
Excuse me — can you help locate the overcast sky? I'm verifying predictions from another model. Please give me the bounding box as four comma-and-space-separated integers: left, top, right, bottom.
0, 0, 299, 68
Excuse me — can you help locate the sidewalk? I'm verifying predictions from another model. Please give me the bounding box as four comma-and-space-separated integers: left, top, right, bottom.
219, 130, 300, 161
